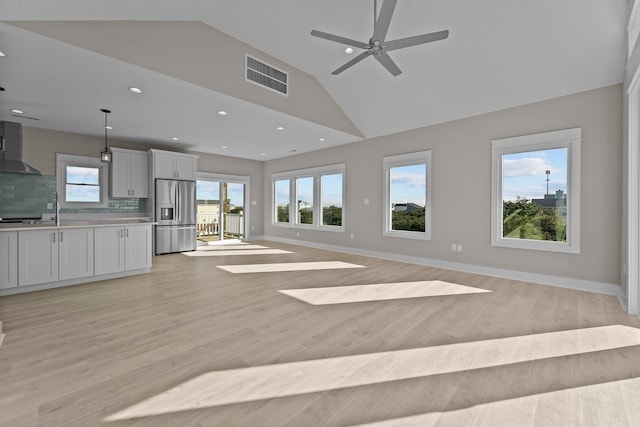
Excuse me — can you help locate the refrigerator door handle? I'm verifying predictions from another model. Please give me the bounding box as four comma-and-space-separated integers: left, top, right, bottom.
176, 184, 180, 223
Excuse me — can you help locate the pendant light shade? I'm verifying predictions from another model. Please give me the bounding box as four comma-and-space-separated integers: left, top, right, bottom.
100, 108, 112, 163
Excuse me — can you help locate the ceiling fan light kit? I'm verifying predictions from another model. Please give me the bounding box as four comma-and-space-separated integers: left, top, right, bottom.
311, 0, 449, 76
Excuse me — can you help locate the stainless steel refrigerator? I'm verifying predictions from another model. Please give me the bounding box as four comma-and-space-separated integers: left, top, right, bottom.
155, 179, 197, 254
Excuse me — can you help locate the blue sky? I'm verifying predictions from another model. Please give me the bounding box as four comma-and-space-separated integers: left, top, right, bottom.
197, 180, 245, 207
390, 164, 426, 206
321, 174, 342, 207
502, 148, 567, 201
66, 166, 99, 202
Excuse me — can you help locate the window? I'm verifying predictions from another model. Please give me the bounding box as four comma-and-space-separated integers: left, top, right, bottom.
56, 154, 109, 208
272, 164, 345, 231
274, 179, 290, 224
296, 177, 314, 225
491, 128, 581, 253
321, 174, 343, 227
383, 151, 432, 240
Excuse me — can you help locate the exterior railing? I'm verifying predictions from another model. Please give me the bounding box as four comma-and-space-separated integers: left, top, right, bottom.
197, 213, 219, 237
224, 213, 244, 237
197, 213, 244, 237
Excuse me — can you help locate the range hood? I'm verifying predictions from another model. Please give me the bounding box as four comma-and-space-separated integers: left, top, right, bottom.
0, 121, 41, 175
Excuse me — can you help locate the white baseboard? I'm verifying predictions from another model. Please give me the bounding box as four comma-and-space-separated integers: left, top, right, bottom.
259, 235, 624, 300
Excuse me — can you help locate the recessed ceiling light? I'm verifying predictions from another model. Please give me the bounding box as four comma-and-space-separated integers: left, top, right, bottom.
0, 52, 6, 57
261, 152, 267, 156
171, 137, 180, 141
105, 126, 113, 130
222, 145, 228, 149
218, 110, 228, 116
344, 47, 354, 54
129, 87, 143, 94
277, 126, 284, 131
319, 138, 326, 142
10, 109, 23, 114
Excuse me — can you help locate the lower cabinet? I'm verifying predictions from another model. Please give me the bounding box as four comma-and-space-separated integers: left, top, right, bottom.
0, 231, 18, 289
2, 223, 152, 291
95, 225, 152, 275
18, 228, 94, 286
59, 228, 94, 281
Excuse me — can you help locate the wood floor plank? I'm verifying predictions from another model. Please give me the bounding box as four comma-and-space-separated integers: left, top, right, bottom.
1, 240, 639, 426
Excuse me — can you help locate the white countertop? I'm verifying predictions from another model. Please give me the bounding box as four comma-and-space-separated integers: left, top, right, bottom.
0, 219, 156, 231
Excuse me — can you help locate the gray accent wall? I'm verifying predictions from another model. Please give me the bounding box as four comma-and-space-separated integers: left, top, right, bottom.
263, 84, 623, 286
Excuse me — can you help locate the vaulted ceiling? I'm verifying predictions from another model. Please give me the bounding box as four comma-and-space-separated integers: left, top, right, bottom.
0, 0, 628, 161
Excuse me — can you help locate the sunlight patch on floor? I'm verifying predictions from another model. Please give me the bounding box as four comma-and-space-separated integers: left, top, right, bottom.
279, 281, 491, 305
350, 376, 640, 426
104, 325, 640, 421
184, 249, 293, 257
217, 261, 365, 274
197, 244, 270, 251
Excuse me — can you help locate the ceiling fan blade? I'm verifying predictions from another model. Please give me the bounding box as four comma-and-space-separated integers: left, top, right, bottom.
385, 30, 449, 52
374, 52, 401, 76
331, 51, 371, 75
310, 30, 369, 49
372, 0, 397, 42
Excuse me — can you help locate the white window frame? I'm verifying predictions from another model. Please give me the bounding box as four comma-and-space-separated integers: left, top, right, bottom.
273, 178, 291, 226
271, 163, 345, 232
491, 127, 581, 254
383, 151, 432, 240
56, 154, 109, 208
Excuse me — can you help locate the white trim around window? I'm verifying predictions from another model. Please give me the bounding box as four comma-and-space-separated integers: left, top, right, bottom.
491, 127, 581, 254
383, 150, 432, 240
56, 154, 109, 208
271, 163, 345, 232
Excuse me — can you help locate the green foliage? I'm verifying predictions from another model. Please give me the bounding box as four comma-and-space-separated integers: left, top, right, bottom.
392, 207, 426, 232
277, 205, 289, 223
298, 208, 313, 224
322, 206, 342, 226
503, 196, 566, 241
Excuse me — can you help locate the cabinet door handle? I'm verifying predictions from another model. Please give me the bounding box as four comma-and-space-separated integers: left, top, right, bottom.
60, 232, 64, 242
126, 229, 129, 238
120, 229, 124, 238
52, 232, 56, 243
131, 189, 134, 196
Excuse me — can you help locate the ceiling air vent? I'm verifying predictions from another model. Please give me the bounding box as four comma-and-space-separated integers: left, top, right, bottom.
246, 55, 288, 96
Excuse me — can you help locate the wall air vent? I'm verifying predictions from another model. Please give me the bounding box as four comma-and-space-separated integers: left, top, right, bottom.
246, 55, 288, 96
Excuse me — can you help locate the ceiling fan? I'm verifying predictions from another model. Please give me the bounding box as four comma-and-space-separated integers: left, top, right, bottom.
311, 0, 449, 76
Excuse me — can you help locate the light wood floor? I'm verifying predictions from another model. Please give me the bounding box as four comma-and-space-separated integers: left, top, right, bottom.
1, 241, 640, 426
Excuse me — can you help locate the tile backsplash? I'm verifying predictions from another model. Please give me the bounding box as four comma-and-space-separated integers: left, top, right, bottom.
0, 173, 148, 219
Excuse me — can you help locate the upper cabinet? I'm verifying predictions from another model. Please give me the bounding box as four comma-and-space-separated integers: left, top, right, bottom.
110, 148, 149, 198
150, 149, 198, 181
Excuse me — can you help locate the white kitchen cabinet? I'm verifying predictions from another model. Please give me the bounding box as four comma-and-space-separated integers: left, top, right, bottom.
18, 228, 95, 286
18, 229, 59, 286
125, 224, 152, 271
94, 224, 152, 275
58, 228, 94, 281
150, 149, 197, 181
94, 226, 125, 275
110, 148, 149, 198
0, 231, 18, 289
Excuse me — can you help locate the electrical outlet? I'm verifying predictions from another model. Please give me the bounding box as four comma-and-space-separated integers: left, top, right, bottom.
251, 225, 255, 231
252, 200, 257, 206
350, 233, 355, 240
363, 198, 369, 205
296, 231, 300, 237
47, 203, 53, 209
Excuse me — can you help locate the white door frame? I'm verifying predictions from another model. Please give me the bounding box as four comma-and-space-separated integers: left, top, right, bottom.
197, 172, 251, 241
627, 75, 640, 315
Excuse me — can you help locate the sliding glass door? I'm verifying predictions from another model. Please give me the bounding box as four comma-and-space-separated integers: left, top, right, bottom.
196, 175, 248, 243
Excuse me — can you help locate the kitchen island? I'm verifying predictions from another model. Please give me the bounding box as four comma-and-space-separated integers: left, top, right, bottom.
0, 220, 155, 295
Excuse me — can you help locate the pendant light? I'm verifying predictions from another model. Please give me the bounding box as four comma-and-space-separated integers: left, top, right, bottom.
100, 108, 112, 163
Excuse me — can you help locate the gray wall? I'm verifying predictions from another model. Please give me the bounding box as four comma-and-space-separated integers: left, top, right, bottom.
18, 126, 265, 236
264, 84, 623, 286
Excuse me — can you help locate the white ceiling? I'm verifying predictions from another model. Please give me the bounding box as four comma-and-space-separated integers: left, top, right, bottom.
0, 0, 629, 161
